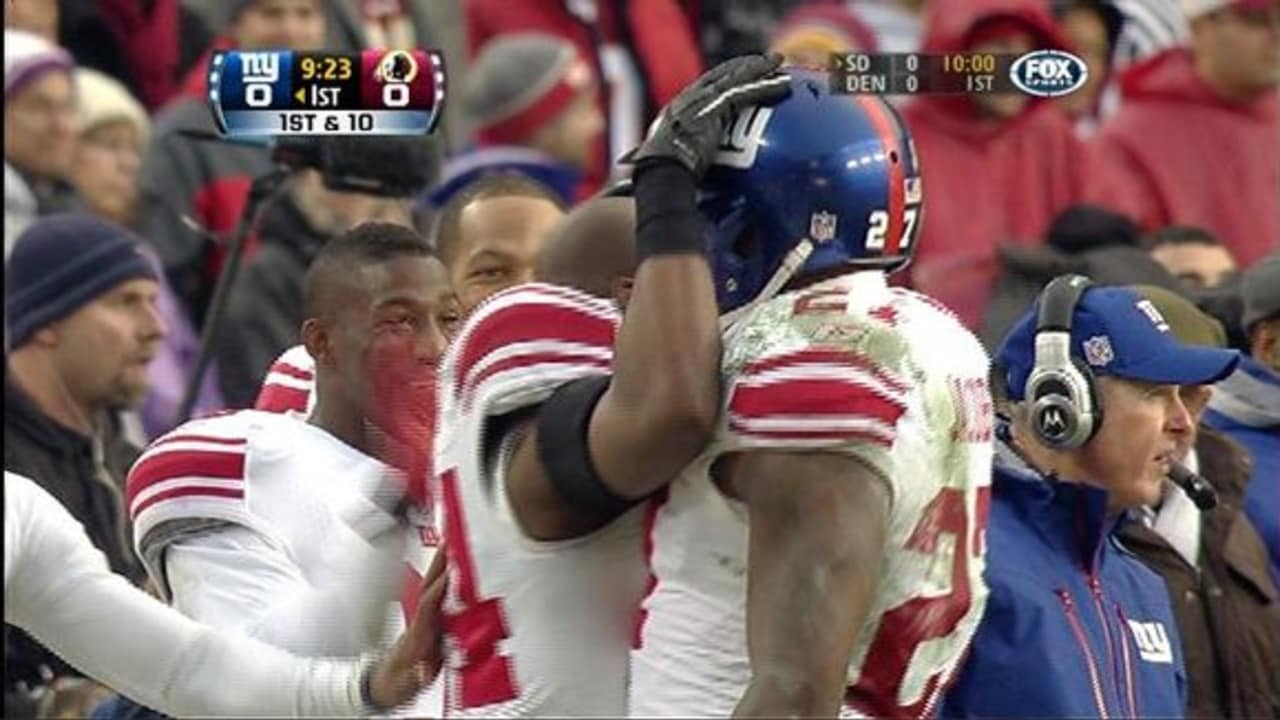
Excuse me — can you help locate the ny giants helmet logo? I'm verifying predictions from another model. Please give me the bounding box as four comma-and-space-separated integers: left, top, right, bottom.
714, 106, 774, 169
1009, 50, 1089, 98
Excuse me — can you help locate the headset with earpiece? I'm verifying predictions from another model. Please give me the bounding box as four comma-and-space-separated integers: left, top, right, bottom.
1024, 274, 1104, 449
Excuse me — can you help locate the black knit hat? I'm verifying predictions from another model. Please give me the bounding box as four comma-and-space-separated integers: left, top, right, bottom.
6, 213, 158, 349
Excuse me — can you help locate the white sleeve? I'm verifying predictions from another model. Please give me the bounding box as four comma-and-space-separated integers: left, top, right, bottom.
164, 522, 404, 657
3, 472, 367, 718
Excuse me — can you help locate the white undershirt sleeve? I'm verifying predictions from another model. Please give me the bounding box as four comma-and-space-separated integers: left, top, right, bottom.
3, 472, 368, 717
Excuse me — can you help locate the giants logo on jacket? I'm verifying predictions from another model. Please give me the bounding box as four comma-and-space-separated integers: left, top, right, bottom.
1126, 619, 1174, 664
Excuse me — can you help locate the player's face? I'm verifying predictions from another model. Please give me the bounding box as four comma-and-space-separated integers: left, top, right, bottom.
335, 255, 459, 423
1149, 242, 1238, 290
70, 121, 143, 225
48, 278, 166, 411
1056, 6, 1111, 116
4, 71, 75, 180
451, 196, 564, 315
233, 0, 326, 51
968, 30, 1036, 119
1079, 377, 1193, 510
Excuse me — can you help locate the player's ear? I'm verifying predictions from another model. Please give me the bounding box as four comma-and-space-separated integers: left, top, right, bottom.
301, 318, 333, 367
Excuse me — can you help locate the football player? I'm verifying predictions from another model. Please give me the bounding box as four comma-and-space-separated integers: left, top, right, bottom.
431, 55, 791, 717
629, 68, 995, 718
126, 223, 460, 717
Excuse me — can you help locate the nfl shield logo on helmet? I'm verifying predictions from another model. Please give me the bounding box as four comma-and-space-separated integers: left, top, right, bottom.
905, 177, 922, 205
1083, 335, 1114, 367
809, 211, 838, 243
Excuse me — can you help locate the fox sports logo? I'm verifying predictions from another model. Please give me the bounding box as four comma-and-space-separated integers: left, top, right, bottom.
1009, 50, 1089, 98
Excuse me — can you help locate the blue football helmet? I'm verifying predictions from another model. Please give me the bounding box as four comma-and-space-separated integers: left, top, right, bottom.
700, 67, 923, 319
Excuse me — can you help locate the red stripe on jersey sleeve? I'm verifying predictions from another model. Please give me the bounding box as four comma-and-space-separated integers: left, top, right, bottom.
454, 297, 616, 400
463, 351, 611, 407
131, 484, 245, 517
726, 423, 896, 447
255, 384, 310, 413
731, 377, 906, 424
740, 348, 909, 395
267, 361, 313, 382
126, 448, 246, 511
150, 433, 248, 449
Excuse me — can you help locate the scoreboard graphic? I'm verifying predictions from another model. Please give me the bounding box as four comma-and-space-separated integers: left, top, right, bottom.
828, 51, 1088, 97
209, 49, 445, 137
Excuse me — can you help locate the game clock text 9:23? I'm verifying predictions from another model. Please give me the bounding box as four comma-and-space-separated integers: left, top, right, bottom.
298, 54, 353, 81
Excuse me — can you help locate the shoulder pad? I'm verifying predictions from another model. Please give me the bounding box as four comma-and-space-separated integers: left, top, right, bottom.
727, 345, 912, 449
126, 411, 270, 553
440, 283, 619, 419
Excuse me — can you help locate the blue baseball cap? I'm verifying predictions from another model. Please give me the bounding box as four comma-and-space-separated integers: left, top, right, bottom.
998, 285, 1241, 400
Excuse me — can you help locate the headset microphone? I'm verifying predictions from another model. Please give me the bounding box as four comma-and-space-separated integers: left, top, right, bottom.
1167, 460, 1218, 511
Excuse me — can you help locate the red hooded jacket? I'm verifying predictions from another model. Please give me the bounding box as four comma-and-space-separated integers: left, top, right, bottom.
1086, 49, 1278, 268
902, 0, 1086, 329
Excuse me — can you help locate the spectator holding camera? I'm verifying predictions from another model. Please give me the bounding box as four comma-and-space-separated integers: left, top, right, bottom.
138, 0, 327, 330
944, 277, 1240, 718
1117, 285, 1280, 720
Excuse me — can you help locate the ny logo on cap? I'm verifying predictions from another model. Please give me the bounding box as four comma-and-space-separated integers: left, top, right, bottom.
1135, 300, 1171, 333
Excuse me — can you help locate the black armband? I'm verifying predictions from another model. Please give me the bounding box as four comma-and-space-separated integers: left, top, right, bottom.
536, 375, 641, 523
634, 161, 703, 260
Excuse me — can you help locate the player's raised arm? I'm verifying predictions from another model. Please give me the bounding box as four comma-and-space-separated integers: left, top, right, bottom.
726, 450, 891, 718
507, 55, 791, 540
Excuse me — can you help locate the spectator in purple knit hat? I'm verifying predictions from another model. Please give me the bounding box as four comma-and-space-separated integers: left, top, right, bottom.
4, 28, 77, 258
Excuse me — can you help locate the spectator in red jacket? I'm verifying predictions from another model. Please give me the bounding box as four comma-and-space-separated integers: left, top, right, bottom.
465, 0, 702, 196
1087, 0, 1278, 269
1051, 0, 1125, 135
902, 0, 1087, 329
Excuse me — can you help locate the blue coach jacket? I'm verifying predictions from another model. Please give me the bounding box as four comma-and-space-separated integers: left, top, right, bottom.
941, 433, 1187, 719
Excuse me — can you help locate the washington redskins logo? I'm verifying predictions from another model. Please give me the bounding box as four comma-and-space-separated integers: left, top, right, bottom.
374, 50, 419, 84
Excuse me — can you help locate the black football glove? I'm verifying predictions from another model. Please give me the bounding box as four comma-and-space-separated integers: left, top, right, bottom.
628, 53, 791, 180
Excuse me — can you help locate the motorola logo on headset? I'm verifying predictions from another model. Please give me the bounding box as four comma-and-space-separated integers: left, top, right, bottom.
1010, 50, 1089, 98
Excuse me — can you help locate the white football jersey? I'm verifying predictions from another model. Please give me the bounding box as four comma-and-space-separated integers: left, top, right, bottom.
127, 410, 442, 717
630, 272, 994, 718
434, 283, 647, 718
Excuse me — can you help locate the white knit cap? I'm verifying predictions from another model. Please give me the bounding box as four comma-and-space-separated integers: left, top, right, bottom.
73, 68, 151, 146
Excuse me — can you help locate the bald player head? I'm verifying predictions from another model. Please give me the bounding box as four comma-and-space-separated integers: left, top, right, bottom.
535, 196, 638, 309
